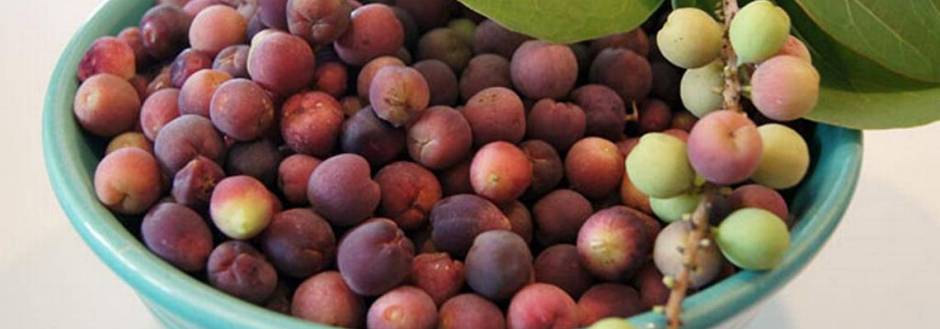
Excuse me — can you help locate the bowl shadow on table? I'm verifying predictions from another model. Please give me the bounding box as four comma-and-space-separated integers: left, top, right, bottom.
747, 171, 940, 329
747, 293, 797, 329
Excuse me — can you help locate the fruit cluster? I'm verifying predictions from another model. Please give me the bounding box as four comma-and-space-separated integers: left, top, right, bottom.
74, 0, 816, 328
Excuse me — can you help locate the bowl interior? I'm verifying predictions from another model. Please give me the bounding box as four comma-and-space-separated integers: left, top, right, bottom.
43, 1, 863, 328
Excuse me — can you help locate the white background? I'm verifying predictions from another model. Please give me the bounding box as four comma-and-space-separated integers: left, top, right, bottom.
2, 1, 939, 328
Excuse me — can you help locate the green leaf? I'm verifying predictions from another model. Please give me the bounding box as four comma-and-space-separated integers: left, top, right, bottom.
791, 0, 940, 83
778, 0, 940, 129
458, 0, 664, 44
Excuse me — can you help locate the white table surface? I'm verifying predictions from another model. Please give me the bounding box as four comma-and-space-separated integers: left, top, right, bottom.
3, 1, 939, 328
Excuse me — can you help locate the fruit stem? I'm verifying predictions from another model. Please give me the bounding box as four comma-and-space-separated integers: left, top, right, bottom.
720, 0, 743, 113
625, 101, 640, 123
664, 184, 718, 329
665, 1, 741, 328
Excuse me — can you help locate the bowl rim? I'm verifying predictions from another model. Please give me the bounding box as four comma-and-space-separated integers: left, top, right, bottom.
43, 1, 864, 328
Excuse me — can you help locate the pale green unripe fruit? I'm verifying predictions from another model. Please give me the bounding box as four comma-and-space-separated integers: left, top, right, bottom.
588, 318, 637, 329
717, 208, 790, 270
752, 124, 810, 189
650, 191, 701, 223
680, 60, 724, 118
656, 8, 724, 69
730, 0, 791, 64
750, 55, 820, 121
626, 133, 695, 198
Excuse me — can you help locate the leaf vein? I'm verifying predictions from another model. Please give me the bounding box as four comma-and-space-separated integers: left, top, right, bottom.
849, 0, 932, 71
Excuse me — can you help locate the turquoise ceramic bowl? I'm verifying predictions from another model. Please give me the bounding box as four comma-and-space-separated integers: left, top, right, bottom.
43, 1, 862, 328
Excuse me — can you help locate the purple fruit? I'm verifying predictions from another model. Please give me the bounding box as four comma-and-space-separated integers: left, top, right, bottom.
74, 74, 141, 137
171, 156, 225, 209
519, 140, 563, 197
410, 253, 465, 306
335, 4, 404, 65
429, 194, 511, 257
465, 230, 533, 300
105, 132, 153, 155
375, 161, 443, 230
260, 208, 336, 278
340, 107, 406, 167
728, 184, 790, 225
207, 241, 278, 304
571, 84, 628, 140
631, 262, 670, 310
213, 45, 250, 78
590, 28, 650, 57
510, 41, 578, 100
277, 154, 321, 205
413, 59, 459, 106
417, 28, 471, 72
578, 284, 643, 326
280, 91, 344, 157
292, 271, 365, 328
473, 20, 529, 58
461, 87, 526, 146
189, 5, 247, 56
407, 106, 472, 170
526, 99, 586, 152
259, 0, 288, 29
307, 154, 381, 227
141, 203, 213, 272
459, 54, 511, 101
154, 115, 225, 174
312, 61, 348, 98
439, 160, 473, 196
337, 218, 415, 296
367, 286, 438, 329
651, 60, 683, 107
396, 0, 450, 30
470, 142, 533, 204
391, 6, 420, 48
506, 283, 580, 329
438, 294, 506, 329
533, 189, 593, 245
263, 283, 292, 314
577, 206, 652, 281
638, 99, 673, 133
534, 244, 594, 299
179, 69, 232, 117
501, 201, 534, 244
118, 27, 153, 68
170, 49, 214, 88
357, 56, 405, 99
183, 0, 224, 16
140, 88, 182, 141
286, 0, 353, 46
94, 148, 164, 215
78, 36, 136, 82
590, 48, 652, 103
209, 78, 275, 141
565, 137, 625, 199
247, 30, 316, 96
141, 4, 192, 60
369, 66, 430, 127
